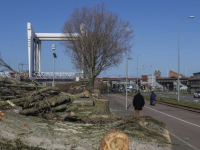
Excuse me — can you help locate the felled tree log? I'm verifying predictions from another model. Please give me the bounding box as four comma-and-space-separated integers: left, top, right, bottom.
0, 90, 23, 96
91, 89, 101, 98
1, 84, 43, 89
0, 89, 12, 93
71, 91, 90, 98
0, 95, 41, 108
72, 98, 94, 106
51, 104, 67, 112
1, 96, 22, 100
99, 130, 129, 150
93, 99, 111, 115
0, 77, 15, 84
84, 91, 90, 98
31, 87, 60, 96
20, 95, 70, 115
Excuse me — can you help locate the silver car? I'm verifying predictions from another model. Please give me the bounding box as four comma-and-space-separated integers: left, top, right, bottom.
194, 91, 200, 98
125, 87, 131, 93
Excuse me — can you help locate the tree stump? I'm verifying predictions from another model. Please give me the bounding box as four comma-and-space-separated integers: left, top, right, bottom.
83, 91, 90, 98
93, 99, 110, 115
99, 130, 129, 150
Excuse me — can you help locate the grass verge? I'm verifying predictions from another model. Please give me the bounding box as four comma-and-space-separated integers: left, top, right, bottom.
128, 93, 200, 109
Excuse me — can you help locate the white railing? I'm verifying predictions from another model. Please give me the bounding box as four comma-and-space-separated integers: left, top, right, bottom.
33, 72, 83, 79
0, 72, 11, 78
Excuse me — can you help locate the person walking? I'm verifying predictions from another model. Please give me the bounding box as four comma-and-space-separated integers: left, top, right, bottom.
132, 91, 145, 117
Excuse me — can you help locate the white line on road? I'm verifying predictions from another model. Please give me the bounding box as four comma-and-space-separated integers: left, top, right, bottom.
111, 94, 200, 129
144, 106, 200, 128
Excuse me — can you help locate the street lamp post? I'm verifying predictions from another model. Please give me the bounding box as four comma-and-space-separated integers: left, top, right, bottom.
137, 54, 145, 91
178, 16, 194, 102
108, 76, 109, 96
52, 44, 56, 87
126, 57, 133, 109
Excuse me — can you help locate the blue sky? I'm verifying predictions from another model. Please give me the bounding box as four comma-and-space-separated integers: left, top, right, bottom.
0, 0, 199, 78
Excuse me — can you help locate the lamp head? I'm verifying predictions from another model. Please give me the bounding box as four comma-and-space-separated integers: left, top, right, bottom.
127, 57, 133, 60
52, 44, 56, 50
189, 16, 195, 18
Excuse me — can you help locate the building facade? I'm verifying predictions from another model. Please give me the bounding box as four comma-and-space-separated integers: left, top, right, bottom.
170, 70, 185, 78
187, 72, 200, 93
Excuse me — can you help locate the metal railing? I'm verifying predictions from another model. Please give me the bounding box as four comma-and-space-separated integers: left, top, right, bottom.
33, 72, 83, 79
0, 72, 11, 78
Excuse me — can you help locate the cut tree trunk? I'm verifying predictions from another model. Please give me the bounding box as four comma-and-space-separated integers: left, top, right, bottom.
99, 130, 129, 150
71, 91, 90, 98
84, 91, 90, 98
93, 99, 111, 115
72, 99, 94, 106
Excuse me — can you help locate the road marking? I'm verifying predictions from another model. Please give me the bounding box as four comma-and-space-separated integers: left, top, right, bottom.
111, 94, 200, 129
144, 106, 200, 128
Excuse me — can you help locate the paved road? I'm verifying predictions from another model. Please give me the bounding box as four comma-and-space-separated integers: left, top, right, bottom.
142, 92, 200, 104
105, 93, 200, 150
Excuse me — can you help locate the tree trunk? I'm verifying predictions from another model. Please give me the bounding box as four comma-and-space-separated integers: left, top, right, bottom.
93, 99, 111, 115
99, 130, 129, 150
88, 76, 95, 87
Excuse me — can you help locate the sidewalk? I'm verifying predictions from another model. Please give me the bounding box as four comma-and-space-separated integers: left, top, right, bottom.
105, 94, 134, 117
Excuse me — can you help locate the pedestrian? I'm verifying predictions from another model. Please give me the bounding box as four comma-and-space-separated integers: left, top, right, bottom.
132, 91, 145, 117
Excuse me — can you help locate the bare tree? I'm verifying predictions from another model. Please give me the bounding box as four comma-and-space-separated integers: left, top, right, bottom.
61, 3, 134, 86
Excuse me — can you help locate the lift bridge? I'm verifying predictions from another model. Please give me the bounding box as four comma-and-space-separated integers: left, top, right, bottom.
1, 23, 84, 80
27, 22, 84, 78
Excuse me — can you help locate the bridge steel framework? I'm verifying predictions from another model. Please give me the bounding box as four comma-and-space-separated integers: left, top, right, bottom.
27, 22, 84, 78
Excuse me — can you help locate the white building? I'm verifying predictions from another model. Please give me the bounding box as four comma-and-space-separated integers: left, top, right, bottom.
148, 75, 156, 86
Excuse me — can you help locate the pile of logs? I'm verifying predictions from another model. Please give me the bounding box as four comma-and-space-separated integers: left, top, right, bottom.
56, 80, 90, 94
0, 77, 93, 120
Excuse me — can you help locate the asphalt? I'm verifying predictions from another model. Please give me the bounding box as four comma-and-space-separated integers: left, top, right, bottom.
104, 94, 200, 150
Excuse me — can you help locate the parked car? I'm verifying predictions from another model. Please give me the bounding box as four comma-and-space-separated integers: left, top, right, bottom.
118, 87, 124, 92
125, 87, 131, 93
194, 91, 200, 98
